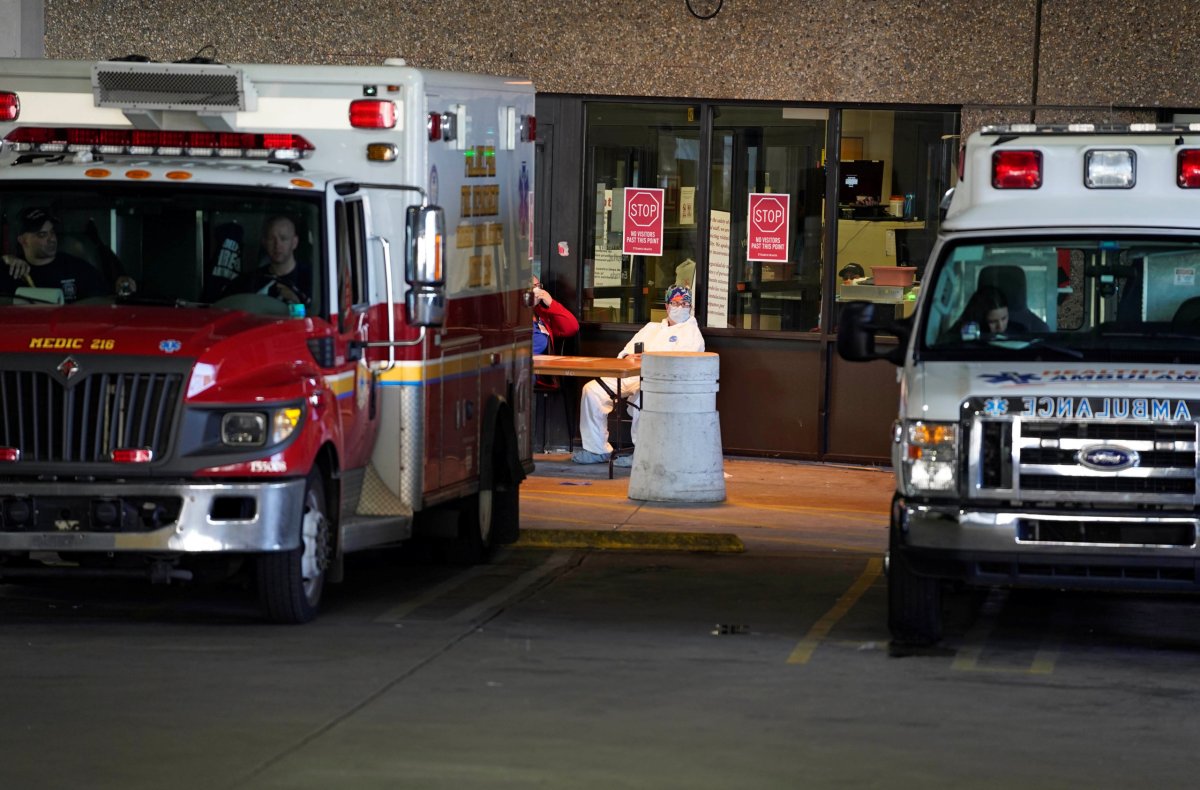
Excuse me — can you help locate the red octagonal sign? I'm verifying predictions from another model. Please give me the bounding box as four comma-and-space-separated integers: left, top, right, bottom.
747, 192, 790, 263
622, 187, 664, 256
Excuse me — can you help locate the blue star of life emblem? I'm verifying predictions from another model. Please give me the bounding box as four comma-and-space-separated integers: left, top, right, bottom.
981, 371, 1040, 385
983, 397, 1009, 417
159, 339, 182, 354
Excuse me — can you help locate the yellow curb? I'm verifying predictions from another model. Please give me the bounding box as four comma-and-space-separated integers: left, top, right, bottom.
514, 529, 744, 553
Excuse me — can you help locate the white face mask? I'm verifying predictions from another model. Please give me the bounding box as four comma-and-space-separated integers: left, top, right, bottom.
668, 306, 691, 324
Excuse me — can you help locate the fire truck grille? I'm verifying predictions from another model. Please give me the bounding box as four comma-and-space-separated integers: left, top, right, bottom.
0, 369, 183, 464
972, 417, 1198, 502
93, 65, 249, 111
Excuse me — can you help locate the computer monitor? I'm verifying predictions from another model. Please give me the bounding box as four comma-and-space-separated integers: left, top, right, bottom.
838, 160, 885, 205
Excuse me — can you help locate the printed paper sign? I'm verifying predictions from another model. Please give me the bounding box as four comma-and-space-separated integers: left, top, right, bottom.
680, 186, 696, 226
622, 187, 664, 256
1175, 267, 1195, 286
747, 193, 790, 263
706, 210, 731, 328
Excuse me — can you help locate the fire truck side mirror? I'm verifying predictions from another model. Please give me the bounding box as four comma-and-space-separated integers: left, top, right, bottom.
405, 205, 447, 327
406, 205, 445, 287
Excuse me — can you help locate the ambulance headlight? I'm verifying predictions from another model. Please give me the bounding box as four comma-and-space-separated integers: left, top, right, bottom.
901, 421, 958, 495
220, 408, 303, 447
272, 407, 302, 443
1085, 149, 1136, 189
221, 412, 267, 447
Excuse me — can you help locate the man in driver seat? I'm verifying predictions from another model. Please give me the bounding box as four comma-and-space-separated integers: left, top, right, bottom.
1, 207, 112, 303
224, 215, 312, 307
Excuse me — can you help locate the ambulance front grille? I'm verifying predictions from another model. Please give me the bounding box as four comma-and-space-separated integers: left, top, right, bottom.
92, 63, 251, 111
0, 369, 183, 464
972, 418, 1199, 503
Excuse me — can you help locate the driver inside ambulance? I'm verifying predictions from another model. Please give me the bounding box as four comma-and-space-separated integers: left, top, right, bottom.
1, 207, 112, 303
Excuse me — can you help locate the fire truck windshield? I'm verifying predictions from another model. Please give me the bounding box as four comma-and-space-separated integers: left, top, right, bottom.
920, 237, 1200, 363
0, 185, 323, 315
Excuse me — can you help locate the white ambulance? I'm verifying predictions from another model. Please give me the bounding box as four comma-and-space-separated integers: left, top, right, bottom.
840, 123, 1200, 644
0, 57, 535, 622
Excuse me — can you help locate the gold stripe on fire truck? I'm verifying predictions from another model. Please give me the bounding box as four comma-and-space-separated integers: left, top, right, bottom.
376, 343, 531, 386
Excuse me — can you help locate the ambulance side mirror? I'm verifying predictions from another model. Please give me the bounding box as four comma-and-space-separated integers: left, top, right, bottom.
836, 301, 910, 366
405, 205, 446, 327
405, 205, 445, 286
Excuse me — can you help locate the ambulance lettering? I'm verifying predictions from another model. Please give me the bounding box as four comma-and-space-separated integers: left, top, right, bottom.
29, 337, 84, 349
1019, 396, 1191, 421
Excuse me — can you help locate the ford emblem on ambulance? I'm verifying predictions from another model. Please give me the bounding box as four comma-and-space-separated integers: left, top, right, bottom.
1076, 444, 1139, 471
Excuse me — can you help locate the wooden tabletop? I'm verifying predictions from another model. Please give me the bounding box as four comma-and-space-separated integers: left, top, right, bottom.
533, 355, 641, 378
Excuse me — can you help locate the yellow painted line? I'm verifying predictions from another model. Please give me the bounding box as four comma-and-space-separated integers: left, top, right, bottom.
523, 484, 887, 518
514, 528, 744, 553
522, 492, 880, 527
1029, 641, 1061, 675
952, 589, 1007, 672
787, 557, 883, 664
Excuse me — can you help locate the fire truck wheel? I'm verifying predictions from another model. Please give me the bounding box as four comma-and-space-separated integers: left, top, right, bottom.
489, 473, 520, 545
443, 489, 493, 565
258, 471, 331, 624
887, 528, 943, 646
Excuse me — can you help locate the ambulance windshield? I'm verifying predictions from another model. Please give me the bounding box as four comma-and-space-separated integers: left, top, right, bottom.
0, 185, 323, 316
921, 237, 1200, 362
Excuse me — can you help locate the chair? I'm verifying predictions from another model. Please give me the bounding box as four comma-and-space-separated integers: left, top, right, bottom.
534, 335, 575, 453
1171, 297, 1200, 333
978, 265, 1050, 331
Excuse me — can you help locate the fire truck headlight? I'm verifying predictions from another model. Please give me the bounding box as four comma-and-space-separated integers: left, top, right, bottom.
221, 412, 267, 447
902, 421, 958, 495
272, 407, 302, 444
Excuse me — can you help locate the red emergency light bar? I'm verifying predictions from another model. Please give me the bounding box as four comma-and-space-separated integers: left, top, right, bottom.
1178, 150, 1200, 188
0, 92, 19, 122
992, 150, 1042, 189
4, 127, 314, 160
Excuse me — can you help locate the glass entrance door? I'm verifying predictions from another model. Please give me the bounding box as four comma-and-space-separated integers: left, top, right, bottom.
706, 107, 828, 332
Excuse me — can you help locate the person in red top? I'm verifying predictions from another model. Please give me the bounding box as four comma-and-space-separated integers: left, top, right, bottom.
532, 275, 579, 356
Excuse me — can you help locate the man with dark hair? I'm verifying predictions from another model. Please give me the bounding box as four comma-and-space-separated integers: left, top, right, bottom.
1, 207, 111, 302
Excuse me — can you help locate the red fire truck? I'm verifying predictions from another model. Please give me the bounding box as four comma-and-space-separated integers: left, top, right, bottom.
0, 57, 536, 622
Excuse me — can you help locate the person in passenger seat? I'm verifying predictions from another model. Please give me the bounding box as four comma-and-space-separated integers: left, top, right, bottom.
0, 207, 112, 303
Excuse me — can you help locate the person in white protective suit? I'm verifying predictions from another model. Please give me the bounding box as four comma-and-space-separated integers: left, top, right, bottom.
572, 284, 705, 466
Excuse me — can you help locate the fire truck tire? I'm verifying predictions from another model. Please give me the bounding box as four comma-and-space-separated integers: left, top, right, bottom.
258, 471, 331, 624
443, 490, 493, 565
489, 472, 520, 545
887, 529, 943, 646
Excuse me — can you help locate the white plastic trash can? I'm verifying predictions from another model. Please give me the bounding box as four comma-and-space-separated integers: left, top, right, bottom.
627, 351, 725, 503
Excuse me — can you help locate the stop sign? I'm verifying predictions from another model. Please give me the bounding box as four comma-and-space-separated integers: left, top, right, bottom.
750, 195, 787, 234
627, 191, 660, 227
747, 192, 790, 263
622, 187, 665, 256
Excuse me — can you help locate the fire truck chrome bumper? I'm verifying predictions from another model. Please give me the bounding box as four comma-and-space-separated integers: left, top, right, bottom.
0, 479, 306, 553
